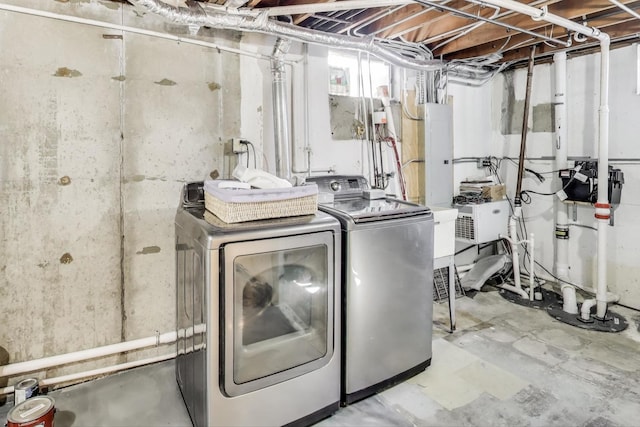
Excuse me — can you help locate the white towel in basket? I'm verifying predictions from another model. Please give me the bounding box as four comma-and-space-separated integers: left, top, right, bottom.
232, 164, 292, 189
204, 180, 318, 203
203, 180, 319, 223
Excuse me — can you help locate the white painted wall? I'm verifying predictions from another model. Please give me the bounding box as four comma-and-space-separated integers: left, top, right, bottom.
291, 45, 405, 197
301, 45, 368, 177
452, 44, 640, 309
448, 82, 494, 187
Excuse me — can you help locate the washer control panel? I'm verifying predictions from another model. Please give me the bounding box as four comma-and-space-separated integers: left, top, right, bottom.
306, 175, 369, 199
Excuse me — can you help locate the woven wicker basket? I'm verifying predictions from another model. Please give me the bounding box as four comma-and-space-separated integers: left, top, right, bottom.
204, 186, 318, 223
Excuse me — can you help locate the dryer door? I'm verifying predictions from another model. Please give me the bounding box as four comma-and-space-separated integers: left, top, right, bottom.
221, 231, 335, 397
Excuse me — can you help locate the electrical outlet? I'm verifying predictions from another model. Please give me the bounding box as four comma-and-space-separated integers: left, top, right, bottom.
224, 138, 247, 155
232, 138, 247, 154
477, 158, 492, 168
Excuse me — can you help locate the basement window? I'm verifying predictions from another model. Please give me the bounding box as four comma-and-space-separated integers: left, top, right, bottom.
328, 50, 390, 97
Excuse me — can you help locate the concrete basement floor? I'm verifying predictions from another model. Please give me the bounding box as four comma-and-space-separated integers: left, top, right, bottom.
2, 288, 640, 427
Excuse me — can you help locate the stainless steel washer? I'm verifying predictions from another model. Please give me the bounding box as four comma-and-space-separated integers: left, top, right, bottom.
306, 175, 434, 405
175, 182, 342, 427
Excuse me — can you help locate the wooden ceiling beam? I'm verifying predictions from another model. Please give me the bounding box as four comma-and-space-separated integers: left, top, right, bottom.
498, 19, 640, 62
336, 7, 399, 35
246, 0, 269, 7
432, 0, 638, 56
360, 0, 473, 39
283, 0, 338, 25
445, 9, 640, 62
402, 1, 541, 44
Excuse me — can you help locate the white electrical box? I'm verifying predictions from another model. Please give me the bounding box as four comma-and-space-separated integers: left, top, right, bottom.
454, 200, 509, 244
372, 111, 387, 124
424, 103, 453, 207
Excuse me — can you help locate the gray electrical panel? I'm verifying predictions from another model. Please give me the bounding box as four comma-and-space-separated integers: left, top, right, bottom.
423, 103, 453, 207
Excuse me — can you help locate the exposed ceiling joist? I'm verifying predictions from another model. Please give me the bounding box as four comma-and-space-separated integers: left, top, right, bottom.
119, 0, 640, 65
434, 0, 638, 56
498, 16, 640, 62
441, 0, 640, 60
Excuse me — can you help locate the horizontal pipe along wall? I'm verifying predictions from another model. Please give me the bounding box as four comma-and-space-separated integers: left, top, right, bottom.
0, 1, 242, 383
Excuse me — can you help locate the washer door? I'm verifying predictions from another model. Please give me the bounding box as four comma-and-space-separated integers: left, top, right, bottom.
221, 231, 335, 397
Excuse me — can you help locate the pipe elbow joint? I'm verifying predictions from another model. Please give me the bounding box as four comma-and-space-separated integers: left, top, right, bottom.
531, 6, 547, 21
598, 32, 611, 44
573, 32, 588, 43
580, 298, 596, 321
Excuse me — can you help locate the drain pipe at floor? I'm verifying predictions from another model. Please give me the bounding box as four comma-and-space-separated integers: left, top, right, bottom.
588, 34, 615, 321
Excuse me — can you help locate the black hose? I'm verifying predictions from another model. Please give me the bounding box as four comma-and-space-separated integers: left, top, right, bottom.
514, 45, 537, 207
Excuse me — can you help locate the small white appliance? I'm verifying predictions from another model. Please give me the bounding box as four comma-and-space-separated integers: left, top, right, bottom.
454, 200, 509, 244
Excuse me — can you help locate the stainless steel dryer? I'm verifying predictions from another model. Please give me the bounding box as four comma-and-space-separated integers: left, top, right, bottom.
306, 175, 434, 405
175, 182, 341, 427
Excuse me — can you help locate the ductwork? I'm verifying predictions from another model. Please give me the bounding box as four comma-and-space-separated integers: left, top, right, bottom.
127, 0, 443, 71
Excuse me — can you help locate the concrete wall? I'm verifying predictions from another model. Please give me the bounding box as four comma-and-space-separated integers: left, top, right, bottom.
452, 44, 640, 310
0, 1, 246, 378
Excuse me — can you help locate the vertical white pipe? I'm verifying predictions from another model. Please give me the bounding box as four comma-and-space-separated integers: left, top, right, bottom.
553, 51, 577, 314
272, 38, 292, 180
481, 0, 615, 322
509, 213, 525, 296
529, 233, 535, 301
595, 37, 611, 319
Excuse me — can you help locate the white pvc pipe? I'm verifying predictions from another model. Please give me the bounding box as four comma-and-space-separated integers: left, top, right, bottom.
595, 38, 611, 319
581, 298, 596, 321
608, 0, 640, 21
553, 51, 577, 314
499, 283, 529, 299
508, 212, 528, 298
472, 0, 603, 39
0, 353, 175, 396
0, 331, 177, 378
529, 233, 535, 301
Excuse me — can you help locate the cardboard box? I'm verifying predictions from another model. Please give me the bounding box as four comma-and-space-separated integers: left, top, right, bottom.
481, 184, 506, 201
